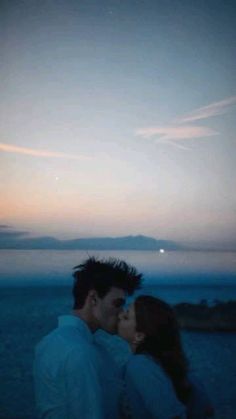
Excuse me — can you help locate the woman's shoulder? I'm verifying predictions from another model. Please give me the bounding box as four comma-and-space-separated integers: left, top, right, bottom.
126, 353, 154, 369
124, 354, 187, 418
126, 354, 169, 383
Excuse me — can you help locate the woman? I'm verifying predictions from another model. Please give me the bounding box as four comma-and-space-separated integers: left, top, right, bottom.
118, 295, 214, 419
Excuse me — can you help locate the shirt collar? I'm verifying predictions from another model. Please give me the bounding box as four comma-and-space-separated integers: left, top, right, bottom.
58, 314, 94, 343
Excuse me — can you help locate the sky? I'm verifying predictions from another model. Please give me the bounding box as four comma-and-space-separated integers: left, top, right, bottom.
1, 0, 236, 247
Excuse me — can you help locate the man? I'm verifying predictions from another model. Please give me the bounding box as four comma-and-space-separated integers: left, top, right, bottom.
34, 257, 142, 419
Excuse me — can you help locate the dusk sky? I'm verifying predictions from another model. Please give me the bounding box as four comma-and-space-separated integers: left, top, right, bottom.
1, 0, 236, 247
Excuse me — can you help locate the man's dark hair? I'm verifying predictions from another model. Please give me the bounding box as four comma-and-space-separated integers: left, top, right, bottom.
72, 256, 142, 309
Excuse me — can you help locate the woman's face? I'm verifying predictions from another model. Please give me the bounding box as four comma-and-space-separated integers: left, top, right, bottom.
118, 303, 137, 345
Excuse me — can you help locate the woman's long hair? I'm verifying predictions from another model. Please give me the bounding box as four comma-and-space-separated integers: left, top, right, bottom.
134, 295, 191, 404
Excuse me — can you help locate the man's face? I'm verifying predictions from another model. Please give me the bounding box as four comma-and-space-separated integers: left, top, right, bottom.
94, 287, 126, 334
118, 303, 137, 345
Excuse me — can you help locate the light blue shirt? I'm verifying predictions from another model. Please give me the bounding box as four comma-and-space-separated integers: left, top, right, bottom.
122, 354, 186, 419
94, 335, 122, 419
34, 315, 104, 419
94, 330, 131, 419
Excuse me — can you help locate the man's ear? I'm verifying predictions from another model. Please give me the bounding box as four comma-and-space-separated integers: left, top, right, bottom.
133, 331, 145, 346
88, 290, 99, 306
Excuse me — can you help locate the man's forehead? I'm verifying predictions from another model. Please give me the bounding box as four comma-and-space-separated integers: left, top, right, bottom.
106, 286, 126, 299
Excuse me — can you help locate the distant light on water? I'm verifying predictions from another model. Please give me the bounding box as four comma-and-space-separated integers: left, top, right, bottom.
159, 249, 165, 253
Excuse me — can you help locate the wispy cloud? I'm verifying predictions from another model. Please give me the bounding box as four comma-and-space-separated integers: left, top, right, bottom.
177, 96, 236, 123
136, 125, 218, 140
136, 95, 236, 147
0, 142, 91, 160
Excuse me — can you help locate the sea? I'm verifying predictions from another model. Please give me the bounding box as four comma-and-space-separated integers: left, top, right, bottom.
0, 249, 236, 418
1, 249, 236, 303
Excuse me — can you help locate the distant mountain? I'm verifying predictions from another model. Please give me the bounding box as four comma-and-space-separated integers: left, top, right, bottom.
61, 235, 183, 250
15, 236, 62, 249
0, 233, 183, 250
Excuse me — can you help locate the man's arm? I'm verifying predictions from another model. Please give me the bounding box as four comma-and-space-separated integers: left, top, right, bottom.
64, 347, 104, 419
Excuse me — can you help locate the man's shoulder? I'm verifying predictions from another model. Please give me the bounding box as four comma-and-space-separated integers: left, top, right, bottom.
34, 326, 98, 378
35, 323, 94, 359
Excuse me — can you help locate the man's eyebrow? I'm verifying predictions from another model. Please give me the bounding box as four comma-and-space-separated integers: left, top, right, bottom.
114, 298, 126, 305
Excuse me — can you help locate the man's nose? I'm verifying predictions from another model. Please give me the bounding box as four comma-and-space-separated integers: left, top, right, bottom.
118, 310, 124, 320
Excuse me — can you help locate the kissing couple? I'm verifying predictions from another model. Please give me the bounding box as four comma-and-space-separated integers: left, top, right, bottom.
34, 257, 214, 418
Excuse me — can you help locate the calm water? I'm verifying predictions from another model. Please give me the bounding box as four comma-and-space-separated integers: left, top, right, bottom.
0, 249, 236, 303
